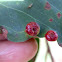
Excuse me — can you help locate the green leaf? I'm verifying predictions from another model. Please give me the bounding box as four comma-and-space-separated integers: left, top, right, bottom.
0, 0, 62, 43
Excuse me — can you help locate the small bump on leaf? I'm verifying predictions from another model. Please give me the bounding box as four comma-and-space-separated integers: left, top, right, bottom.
44, 2, 51, 10
57, 12, 62, 19
28, 3, 33, 8
49, 18, 53, 22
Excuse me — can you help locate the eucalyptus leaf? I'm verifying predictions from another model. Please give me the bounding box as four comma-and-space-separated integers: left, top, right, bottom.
0, 0, 62, 43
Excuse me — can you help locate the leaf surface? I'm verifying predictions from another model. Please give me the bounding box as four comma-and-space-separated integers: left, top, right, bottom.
0, 0, 62, 43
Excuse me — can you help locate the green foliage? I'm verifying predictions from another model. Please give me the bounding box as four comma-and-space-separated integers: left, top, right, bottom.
0, 0, 62, 43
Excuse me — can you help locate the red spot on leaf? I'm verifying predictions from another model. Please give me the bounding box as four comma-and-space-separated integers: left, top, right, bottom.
57, 12, 62, 19
45, 2, 51, 10
25, 22, 40, 36
49, 18, 53, 22
45, 30, 58, 41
